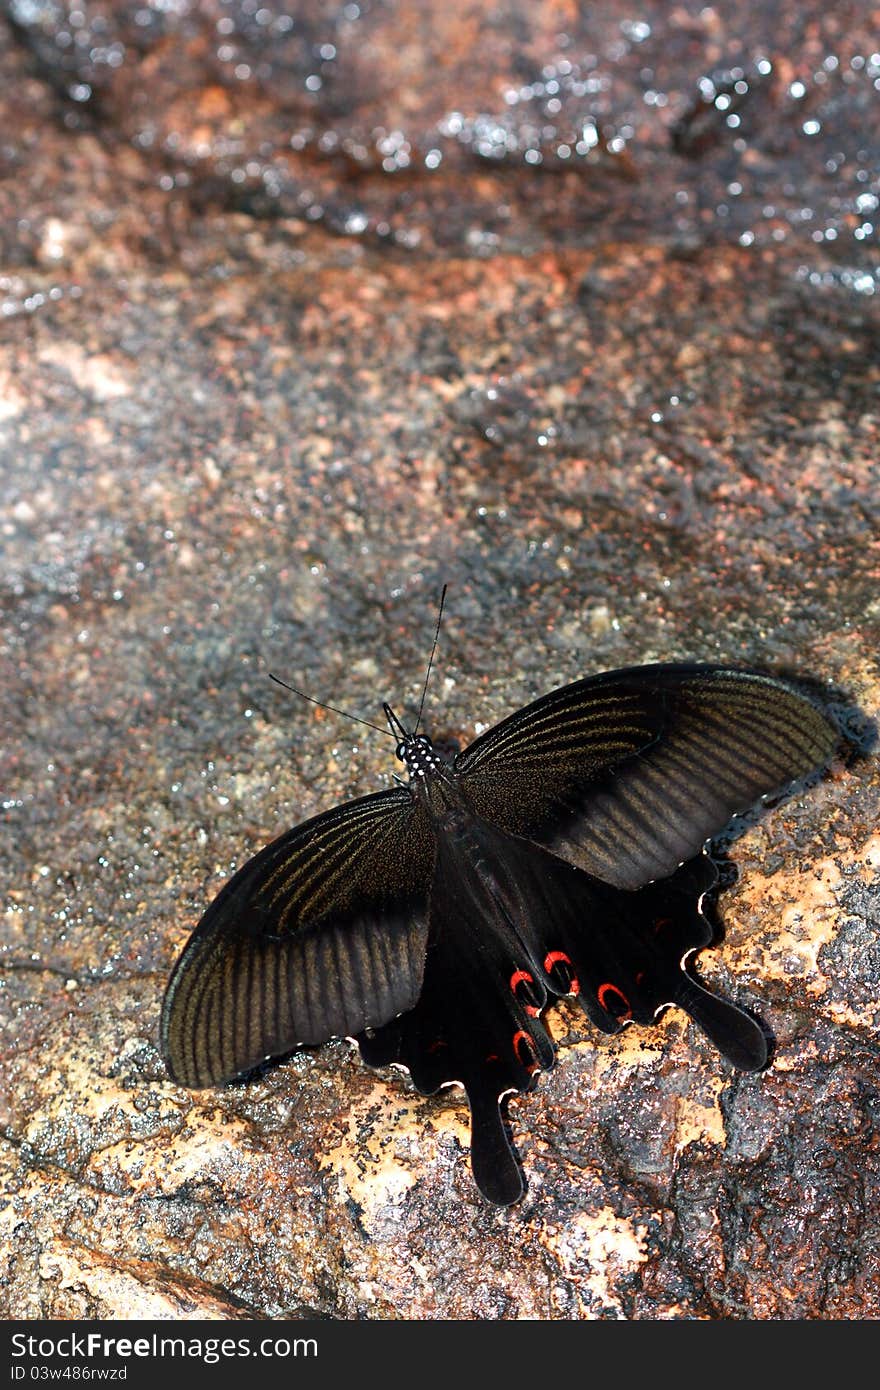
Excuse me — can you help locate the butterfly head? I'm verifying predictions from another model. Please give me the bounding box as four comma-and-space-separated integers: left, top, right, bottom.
396, 731, 445, 779
383, 703, 445, 779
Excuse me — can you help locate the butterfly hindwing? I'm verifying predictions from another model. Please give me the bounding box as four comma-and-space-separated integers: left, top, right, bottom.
358, 812, 557, 1205
358, 818, 765, 1204
523, 847, 768, 1070
161, 788, 435, 1088
456, 665, 837, 889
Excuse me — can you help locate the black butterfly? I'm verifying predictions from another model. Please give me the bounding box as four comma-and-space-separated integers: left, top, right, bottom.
161, 639, 837, 1205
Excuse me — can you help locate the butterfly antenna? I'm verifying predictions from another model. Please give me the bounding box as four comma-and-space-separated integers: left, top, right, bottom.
413, 583, 447, 736
268, 673, 395, 739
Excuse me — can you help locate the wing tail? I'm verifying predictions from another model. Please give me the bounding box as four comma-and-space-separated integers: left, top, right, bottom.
673, 976, 768, 1071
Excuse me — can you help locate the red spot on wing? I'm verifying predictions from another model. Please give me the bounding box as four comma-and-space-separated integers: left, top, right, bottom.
653, 917, 673, 934
597, 982, 633, 1021
512, 1030, 539, 1073
543, 950, 580, 996
510, 968, 540, 1016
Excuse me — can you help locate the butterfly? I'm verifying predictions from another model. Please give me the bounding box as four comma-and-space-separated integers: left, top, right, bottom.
160, 613, 838, 1205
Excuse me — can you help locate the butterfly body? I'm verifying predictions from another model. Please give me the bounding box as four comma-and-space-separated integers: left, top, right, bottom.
161, 661, 838, 1204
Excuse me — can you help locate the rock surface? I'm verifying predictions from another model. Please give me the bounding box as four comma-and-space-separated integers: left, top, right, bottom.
1, 0, 878, 1320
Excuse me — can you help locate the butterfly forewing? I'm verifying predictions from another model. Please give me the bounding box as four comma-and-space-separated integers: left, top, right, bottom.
161, 788, 435, 1088
456, 677, 665, 777
457, 665, 837, 889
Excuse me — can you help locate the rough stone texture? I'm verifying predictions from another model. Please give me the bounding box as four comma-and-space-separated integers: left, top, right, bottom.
1, 0, 878, 1320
